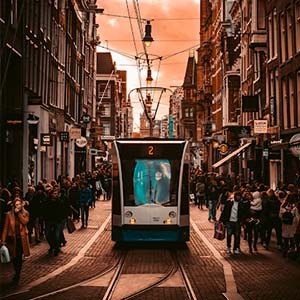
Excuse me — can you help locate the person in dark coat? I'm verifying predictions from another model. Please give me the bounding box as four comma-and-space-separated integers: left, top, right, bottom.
43, 188, 66, 255
79, 181, 93, 228
220, 191, 245, 254
206, 179, 219, 221
69, 182, 80, 222
265, 188, 282, 250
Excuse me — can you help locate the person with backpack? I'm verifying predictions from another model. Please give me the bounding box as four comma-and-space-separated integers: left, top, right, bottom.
280, 188, 299, 257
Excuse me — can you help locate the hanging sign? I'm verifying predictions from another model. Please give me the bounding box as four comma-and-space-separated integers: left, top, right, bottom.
70, 128, 81, 139
218, 143, 229, 155
254, 120, 268, 134
76, 136, 87, 148
59, 131, 69, 142
41, 133, 52, 146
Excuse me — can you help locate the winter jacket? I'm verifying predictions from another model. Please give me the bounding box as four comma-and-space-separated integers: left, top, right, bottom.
1, 210, 30, 258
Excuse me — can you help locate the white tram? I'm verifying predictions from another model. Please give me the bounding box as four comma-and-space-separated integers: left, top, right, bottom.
111, 139, 190, 242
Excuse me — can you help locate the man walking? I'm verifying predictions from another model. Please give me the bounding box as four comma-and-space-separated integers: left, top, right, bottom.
220, 191, 245, 254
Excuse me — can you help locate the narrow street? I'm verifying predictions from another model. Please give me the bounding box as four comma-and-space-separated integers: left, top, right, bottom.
1, 198, 299, 300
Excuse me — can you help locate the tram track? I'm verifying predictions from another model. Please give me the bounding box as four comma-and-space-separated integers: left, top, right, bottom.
22, 245, 198, 300
102, 248, 197, 300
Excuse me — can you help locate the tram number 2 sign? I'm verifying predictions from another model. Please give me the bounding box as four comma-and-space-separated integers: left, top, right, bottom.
148, 145, 154, 156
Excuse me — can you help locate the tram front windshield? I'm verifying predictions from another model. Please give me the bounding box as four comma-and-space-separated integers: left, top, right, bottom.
122, 159, 181, 206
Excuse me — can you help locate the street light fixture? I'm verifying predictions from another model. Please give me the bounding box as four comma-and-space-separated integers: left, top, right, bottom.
146, 67, 153, 85
143, 20, 154, 47
27, 113, 39, 125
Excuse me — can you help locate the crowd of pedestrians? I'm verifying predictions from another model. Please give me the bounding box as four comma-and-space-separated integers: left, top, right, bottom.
190, 169, 300, 257
0, 162, 112, 284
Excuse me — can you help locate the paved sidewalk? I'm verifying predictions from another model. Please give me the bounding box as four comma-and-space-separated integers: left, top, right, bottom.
190, 203, 300, 300
1, 199, 300, 300
0, 197, 112, 298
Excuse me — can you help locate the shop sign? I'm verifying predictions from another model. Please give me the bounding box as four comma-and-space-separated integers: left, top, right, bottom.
263, 149, 269, 159
81, 113, 91, 124
226, 126, 251, 147
41, 133, 52, 146
218, 143, 229, 155
254, 120, 268, 134
59, 131, 69, 142
76, 136, 87, 148
70, 128, 81, 139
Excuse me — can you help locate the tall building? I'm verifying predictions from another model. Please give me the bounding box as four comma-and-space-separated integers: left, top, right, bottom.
95, 52, 128, 152
266, 0, 300, 186
0, 0, 24, 188
0, 0, 100, 189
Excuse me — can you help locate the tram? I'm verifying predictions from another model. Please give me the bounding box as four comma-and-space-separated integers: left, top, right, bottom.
111, 139, 190, 242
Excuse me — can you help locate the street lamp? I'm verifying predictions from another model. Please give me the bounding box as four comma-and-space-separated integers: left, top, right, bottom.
143, 20, 154, 47
27, 113, 39, 125
146, 67, 153, 85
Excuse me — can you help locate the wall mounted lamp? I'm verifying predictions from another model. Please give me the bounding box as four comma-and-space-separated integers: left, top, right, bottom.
27, 113, 39, 125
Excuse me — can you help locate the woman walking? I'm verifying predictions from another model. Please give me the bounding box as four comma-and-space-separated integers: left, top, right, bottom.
1, 197, 30, 284
280, 192, 299, 257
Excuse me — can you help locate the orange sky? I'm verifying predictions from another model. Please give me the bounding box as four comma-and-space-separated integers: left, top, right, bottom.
96, 0, 200, 129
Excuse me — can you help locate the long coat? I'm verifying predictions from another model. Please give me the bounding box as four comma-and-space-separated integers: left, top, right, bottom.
1, 210, 30, 258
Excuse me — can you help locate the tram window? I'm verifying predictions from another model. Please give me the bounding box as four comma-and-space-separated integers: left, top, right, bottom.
122, 159, 180, 206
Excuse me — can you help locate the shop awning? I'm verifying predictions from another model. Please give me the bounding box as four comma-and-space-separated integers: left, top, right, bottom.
212, 142, 252, 169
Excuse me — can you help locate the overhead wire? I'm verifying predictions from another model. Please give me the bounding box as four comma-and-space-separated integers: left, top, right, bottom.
126, 0, 142, 86
99, 12, 199, 21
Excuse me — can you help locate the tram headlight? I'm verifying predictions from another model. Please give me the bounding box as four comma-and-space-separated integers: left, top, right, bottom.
169, 211, 176, 218
164, 218, 172, 224
125, 211, 133, 218
129, 217, 136, 224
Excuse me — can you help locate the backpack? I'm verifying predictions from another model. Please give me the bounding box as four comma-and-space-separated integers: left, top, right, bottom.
282, 211, 294, 225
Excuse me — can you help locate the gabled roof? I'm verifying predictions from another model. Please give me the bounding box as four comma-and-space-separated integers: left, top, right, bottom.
183, 56, 197, 88
96, 52, 115, 74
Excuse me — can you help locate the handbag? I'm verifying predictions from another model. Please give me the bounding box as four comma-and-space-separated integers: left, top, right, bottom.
214, 221, 225, 240
66, 218, 76, 234
0, 245, 11, 263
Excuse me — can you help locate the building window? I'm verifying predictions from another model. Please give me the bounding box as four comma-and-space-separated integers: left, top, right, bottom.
297, 71, 300, 127
289, 76, 295, 128
275, 69, 279, 126
10, 0, 17, 27
268, 15, 273, 58
257, 0, 266, 29
282, 78, 288, 129
295, 2, 300, 53
184, 107, 194, 118
280, 12, 287, 63
287, 9, 293, 59
273, 9, 278, 57
102, 122, 111, 136
97, 82, 112, 100
101, 104, 111, 117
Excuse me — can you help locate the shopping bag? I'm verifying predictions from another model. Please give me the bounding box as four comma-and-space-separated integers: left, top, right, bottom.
0, 245, 11, 263
214, 221, 225, 240
66, 218, 76, 234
